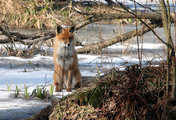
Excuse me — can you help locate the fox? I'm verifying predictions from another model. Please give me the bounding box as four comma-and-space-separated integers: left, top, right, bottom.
53, 24, 82, 92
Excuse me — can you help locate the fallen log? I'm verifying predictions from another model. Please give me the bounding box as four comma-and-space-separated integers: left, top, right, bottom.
74, 9, 163, 22
76, 23, 160, 54
0, 29, 55, 44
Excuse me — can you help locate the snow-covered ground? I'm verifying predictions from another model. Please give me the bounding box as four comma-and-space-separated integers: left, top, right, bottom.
0, 91, 50, 120
0, 43, 165, 89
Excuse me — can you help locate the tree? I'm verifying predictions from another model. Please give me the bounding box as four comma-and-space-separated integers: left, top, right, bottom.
159, 0, 176, 100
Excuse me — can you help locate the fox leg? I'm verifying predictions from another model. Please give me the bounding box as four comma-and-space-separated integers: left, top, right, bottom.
53, 70, 63, 92
66, 70, 72, 92
53, 71, 59, 92
74, 69, 82, 88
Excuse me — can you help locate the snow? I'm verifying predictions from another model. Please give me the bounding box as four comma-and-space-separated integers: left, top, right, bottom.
0, 54, 52, 62
0, 91, 49, 110
0, 42, 165, 88
0, 91, 50, 120
0, 42, 165, 89
108, 43, 164, 50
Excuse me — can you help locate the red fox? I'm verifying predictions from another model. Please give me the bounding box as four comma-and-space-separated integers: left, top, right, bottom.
53, 25, 81, 92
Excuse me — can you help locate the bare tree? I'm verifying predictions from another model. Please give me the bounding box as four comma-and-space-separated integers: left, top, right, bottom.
159, 0, 176, 100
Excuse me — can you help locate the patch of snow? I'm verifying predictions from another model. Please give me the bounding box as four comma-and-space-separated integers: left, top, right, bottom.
54, 90, 74, 98
108, 43, 164, 50
0, 69, 53, 90
0, 91, 49, 110
0, 91, 50, 120
0, 54, 53, 62
75, 46, 83, 49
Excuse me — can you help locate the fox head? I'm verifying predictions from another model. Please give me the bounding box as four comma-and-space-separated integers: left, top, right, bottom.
56, 24, 75, 48
55, 25, 76, 61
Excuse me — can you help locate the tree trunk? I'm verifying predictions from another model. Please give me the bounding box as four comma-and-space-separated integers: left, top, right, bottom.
159, 0, 176, 99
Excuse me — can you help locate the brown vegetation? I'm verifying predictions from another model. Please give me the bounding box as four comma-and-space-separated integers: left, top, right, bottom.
0, 0, 125, 29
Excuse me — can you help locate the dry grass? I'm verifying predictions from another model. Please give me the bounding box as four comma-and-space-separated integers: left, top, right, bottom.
0, 0, 81, 29
0, 0, 133, 29
0, 0, 61, 29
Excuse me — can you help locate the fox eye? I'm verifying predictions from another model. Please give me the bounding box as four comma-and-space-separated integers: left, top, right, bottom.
69, 37, 73, 40
61, 38, 66, 40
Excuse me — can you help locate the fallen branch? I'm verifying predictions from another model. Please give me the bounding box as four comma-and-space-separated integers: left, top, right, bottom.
76, 23, 159, 54
74, 9, 163, 21
0, 23, 14, 43
0, 30, 55, 44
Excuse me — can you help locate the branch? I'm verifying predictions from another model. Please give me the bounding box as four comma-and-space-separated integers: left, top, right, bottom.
0, 30, 55, 44
73, 6, 163, 21
76, 23, 159, 54
0, 24, 14, 43
75, 16, 104, 30
73, 6, 163, 30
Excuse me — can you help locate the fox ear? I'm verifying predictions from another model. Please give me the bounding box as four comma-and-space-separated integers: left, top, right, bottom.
69, 25, 75, 33
57, 25, 63, 34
